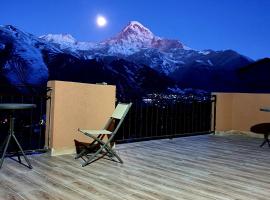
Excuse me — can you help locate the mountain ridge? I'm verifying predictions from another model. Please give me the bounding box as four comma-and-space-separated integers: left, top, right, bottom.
0, 24, 177, 98
1, 22, 265, 97
38, 21, 253, 75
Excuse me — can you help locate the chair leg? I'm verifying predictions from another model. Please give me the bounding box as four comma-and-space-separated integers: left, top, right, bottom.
112, 151, 123, 163
78, 133, 124, 166
75, 142, 101, 159
75, 148, 88, 159
82, 142, 123, 166
105, 147, 123, 163
102, 143, 122, 160
82, 146, 105, 167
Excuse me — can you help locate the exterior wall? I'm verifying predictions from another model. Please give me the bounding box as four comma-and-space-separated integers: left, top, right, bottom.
215, 93, 270, 132
45, 81, 116, 156
214, 93, 233, 131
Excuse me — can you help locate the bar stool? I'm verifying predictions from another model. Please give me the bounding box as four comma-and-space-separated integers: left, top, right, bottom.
0, 103, 36, 169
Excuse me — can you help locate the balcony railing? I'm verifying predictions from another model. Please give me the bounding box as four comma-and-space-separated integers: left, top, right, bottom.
0, 84, 216, 151
0, 85, 51, 153
116, 94, 216, 143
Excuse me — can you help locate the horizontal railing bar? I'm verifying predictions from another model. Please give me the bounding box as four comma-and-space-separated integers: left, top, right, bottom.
5, 149, 49, 157
116, 131, 213, 144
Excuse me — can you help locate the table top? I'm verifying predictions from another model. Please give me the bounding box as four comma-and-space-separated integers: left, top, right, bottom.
0, 103, 36, 110
260, 107, 270, 112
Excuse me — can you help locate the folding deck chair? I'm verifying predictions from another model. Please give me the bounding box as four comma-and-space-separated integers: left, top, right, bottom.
76, 102, 132, 167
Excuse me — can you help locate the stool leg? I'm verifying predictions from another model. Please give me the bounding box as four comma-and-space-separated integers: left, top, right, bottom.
17, 148, 21, 163
0, 133, 9, 151
12, 134, 32, 169
0, 133, 12, 169
10, 117, 32, 169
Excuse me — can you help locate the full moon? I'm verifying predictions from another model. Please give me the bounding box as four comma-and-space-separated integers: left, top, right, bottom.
96, 15, 107, 27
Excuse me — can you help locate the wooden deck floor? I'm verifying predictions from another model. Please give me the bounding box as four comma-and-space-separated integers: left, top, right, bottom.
1, 135, 270, 200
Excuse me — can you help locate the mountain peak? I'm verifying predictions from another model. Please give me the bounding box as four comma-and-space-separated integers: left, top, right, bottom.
40, 33, 76, 44
123, 21, 153, 35
2, 25, 19, 31
1, 25, 26, 34
117, 21, 155, 42
39, 33, 97, 51
101, 21, 184, 55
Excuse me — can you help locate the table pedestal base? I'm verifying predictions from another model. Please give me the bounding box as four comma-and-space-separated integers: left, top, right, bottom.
0, 117, 32, 169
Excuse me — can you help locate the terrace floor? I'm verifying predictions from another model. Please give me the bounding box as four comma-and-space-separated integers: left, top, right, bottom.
1, 134, 270, 200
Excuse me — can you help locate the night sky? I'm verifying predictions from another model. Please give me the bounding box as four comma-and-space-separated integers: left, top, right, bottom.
1, 0, 269, 60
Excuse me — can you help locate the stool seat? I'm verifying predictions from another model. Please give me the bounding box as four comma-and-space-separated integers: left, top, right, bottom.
250, 123, 270, 147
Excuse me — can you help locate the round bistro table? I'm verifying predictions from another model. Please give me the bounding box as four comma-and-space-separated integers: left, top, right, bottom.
0, 103, 36, 169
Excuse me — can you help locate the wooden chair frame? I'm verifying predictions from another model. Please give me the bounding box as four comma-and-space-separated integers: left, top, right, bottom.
76, 103, 132, 167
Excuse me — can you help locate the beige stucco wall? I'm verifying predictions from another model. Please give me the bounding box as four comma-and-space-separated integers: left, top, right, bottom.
45, 81, 116, 156
215, 93, 270, 132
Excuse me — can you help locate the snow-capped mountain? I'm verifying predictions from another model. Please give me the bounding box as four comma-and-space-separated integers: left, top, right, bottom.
1, 21, 262, 96
40, 21, 252, 76
0, 25, 51, 87
40, 33, 76, 43
100, 21, 184, 55
0, 24, 175, 98
39, 33, 95, 51
40, 21, 185, 55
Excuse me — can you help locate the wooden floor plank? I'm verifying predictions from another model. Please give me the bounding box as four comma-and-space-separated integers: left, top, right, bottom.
1, 135, 270, 200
